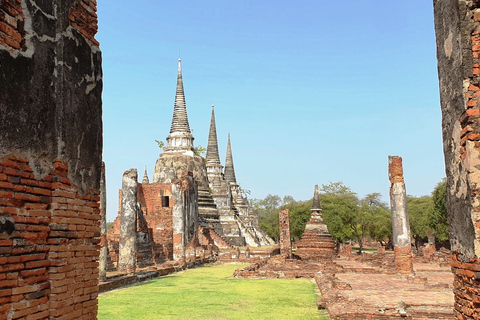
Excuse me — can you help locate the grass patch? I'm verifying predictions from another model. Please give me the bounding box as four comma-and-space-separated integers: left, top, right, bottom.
98, 263, 328, 320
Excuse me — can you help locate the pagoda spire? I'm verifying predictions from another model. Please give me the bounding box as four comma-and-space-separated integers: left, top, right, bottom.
224, 133, 237, 184
142, 166, 149, 184
165, 59, 194, 153
206, 105, 221, 165
311, 184, 322, 216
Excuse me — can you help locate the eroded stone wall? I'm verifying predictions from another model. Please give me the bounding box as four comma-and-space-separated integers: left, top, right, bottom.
0, 0, 102, 318
434, 0, 480, 318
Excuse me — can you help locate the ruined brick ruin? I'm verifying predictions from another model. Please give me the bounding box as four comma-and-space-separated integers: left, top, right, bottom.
434, 0, 480, 318
278, 209, 292, 258
388, 156, 414, 275
0, 0, 102, 319
106, 59, 272, 271
295, 185, 336, 260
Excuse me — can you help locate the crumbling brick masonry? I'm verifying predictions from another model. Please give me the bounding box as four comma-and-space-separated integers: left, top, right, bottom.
0, 0, 102, 319
434, 0, 480, 318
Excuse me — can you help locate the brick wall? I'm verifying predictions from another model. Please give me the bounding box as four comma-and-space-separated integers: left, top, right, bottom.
434, 0, 480, 318
0, 157, 101, 319
0, 0, 102, 318
69, 0, 99, 46
138, 183, 174, 262
0, 0, 24, 52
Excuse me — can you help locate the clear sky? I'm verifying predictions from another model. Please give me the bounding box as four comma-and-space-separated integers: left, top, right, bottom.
97, 1, 444, 222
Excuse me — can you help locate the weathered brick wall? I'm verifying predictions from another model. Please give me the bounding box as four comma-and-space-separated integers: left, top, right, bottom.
0, 158, 101, 319
434, 0, 480, 318
138, 183, 174, 262
0, 0, 24, 52
0, 0, 102, 319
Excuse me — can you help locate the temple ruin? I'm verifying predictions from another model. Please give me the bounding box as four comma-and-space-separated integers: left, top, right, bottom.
106, 59, 272, 270
0, 0, 103, 318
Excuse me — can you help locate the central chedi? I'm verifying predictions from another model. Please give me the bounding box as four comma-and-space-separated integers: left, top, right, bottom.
152, 59, 223, 235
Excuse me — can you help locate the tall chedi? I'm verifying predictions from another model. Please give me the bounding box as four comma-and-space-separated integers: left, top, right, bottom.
222, 133, 274, 246
153, 59, 223, 235
206, 105, 224, 184
295, 185, 336, 260
205, 107, 246, 246
224, 134, 247, 214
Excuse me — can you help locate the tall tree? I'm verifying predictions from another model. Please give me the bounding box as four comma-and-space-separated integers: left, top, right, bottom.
320, 182, 359, 245
407, 195, 434, 248
359, 193, 392, 250
251, 194, 283, 241
429, 179, 449, 241
280, 199, 312, 241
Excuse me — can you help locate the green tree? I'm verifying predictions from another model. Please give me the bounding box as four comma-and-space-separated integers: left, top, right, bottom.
280, 199, 312, 241
193, 145, 206, 156
429, 179, 449, 241
251, 194, 282, 241
407, 195, 434, 248
320, 182, 359, 245
359, 193, 391, 250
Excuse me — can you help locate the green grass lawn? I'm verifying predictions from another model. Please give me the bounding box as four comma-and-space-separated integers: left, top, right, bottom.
98, 263, 328, 320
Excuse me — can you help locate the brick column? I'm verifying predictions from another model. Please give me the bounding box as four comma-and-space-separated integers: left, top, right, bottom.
99, 162, 107, 281
118, 169, 138, 274
279, 209, 292, 258
388, 156, 413, 274
434, 1, 480, 318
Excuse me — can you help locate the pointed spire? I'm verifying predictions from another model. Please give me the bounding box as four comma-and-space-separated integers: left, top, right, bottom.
165, 59, 194, 153
224, 133, 237, 184
142, 166, 149, 184
312, 185, 321, 211
169, 59, 191, 134
206, 105, 221, 165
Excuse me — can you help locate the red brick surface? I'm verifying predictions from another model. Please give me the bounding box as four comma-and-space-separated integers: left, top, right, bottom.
0, 156, 100, 319
0, 0, 24, 52
68, 0, 99, 46
394, 245, 414, 274
278, 209, 292, 258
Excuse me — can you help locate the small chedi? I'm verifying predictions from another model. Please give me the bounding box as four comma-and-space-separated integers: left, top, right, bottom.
295, 185, 336, 260
106, 59, 273, 271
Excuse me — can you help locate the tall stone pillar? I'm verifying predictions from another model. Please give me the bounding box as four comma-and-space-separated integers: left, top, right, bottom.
118, 169, 138, 274
279, 209, 292, 258
388, 156, 413, 274
434, 1, 480, 317
99, 162, 107, 281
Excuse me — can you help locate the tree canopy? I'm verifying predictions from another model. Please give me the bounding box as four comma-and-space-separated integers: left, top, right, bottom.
252, 178, 449, 251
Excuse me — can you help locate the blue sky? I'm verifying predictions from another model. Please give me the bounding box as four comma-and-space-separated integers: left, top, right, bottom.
97, 1, 443, 222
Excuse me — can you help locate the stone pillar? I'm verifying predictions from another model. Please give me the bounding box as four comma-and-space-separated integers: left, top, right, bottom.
99, 162, 107, 281
388, 156, 413, 274
172, 180, 186, 264
118, 169, 138, 274
279, 209, 292, 258
434, 1, 480, 318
